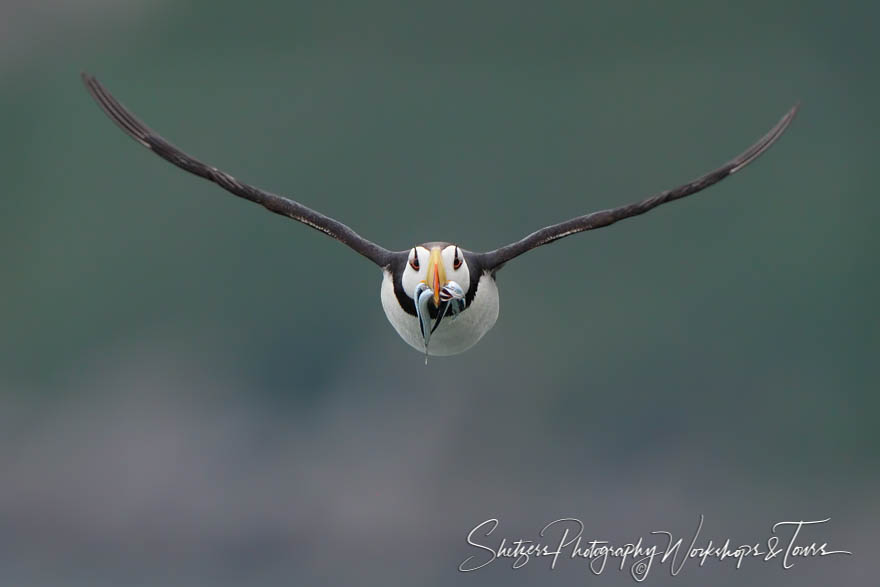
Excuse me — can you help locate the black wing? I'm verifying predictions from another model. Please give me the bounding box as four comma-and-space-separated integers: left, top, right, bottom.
81, 73, 394, 267
477, 104, 799, 271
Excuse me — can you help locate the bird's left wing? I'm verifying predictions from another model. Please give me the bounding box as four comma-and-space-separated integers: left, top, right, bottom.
81, 73, 395, 267
475, 103, 799, 272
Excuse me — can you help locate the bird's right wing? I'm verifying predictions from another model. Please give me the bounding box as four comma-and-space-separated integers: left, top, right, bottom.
82, 73, 396, 267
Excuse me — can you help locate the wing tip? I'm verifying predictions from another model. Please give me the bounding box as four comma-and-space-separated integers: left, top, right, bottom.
80, 71, 100, 94
729, 101, 801, 174
80, 71, 154, 148
781, 101, 801, 128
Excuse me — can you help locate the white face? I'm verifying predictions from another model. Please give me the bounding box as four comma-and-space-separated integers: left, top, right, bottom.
401, 244, 470, 299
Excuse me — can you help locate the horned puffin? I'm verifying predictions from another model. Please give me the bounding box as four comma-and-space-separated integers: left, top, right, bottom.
82, 73, 798, 359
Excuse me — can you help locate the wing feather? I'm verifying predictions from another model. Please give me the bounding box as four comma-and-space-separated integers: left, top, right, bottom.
477, 104, 799, 271
81, 73, 394, 267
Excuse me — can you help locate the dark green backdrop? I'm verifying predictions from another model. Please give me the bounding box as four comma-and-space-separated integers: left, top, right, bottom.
1, 1, 875, 585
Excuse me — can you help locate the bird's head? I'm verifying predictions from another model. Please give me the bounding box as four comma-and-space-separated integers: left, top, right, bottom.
401, 243, 470, 308
401, 243, 471, 358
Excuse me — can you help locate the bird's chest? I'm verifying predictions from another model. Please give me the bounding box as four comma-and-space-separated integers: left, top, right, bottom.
380, 271, 500, 356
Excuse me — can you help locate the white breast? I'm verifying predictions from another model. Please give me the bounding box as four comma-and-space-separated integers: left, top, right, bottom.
380, 270, 500, 356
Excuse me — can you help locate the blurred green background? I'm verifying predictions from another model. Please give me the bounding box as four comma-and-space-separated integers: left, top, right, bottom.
1, 1, 876, 585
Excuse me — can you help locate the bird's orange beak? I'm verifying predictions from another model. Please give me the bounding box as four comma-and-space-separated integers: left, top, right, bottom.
425, 247, 446, 307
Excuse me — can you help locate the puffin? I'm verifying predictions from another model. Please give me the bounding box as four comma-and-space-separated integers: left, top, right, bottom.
81, 73, 798, 359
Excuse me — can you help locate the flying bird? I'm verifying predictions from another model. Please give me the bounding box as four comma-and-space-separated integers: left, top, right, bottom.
81, 73, 798, 359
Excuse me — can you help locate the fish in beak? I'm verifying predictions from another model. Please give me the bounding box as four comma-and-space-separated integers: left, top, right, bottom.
412, 248, 466, 362
413, 282, 466, 362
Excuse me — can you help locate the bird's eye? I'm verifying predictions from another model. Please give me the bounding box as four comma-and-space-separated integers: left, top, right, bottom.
453, 247, 462, 270
409, 250, 420, 271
